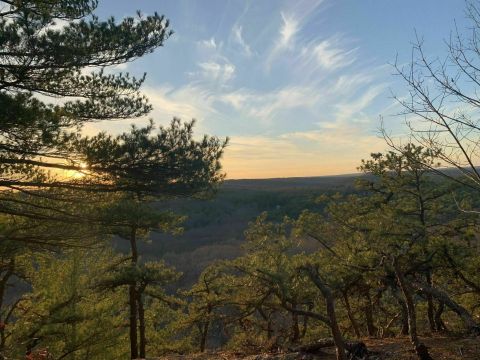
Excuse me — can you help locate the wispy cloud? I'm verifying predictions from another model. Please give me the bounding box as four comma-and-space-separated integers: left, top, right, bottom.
198, 37, 218, 50
334, 83, 387, 122
278, 12, 299, 49
264, 0, 327, 71
198, 61, 236, 83
142, 85, 218, 129
192, 36, 236, 85
220, 86, 320, 124
265, 12, 300, 69
331, 72, 375, 97
310, 37, 357, 70
232, 25, 253, 57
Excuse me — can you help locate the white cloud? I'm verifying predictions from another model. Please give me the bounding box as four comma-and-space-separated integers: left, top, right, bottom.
311, 38, 357, 70
232, 25, 253, 57
219, 86, 320, 123
198, 37, 218, 50
198, 61, 236, 83
142, 85, 217, 128
81, 84, 218, 136
265, 10, 357, 76
334, 83, 387, 122
249, 86, 319, 120
265, 12, 300, 69
194, 35, 236, 84
278, 12, 299, 49
292, 36, 358, 81
331, 72, 374, 97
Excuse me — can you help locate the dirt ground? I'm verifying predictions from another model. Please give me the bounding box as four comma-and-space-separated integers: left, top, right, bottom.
364, 335, 480, 360
154, 335, 480, 359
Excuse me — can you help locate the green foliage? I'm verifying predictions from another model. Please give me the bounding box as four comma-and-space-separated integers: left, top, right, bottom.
179, 213, 330, 353
146, 297, 193, 355
100, 260, 180, 295
75, 119, 227, 196
0, 0, 173, 191
5, 248, 128, 360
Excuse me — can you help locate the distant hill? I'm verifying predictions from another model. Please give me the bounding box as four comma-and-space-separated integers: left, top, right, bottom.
223, 173, 359, 191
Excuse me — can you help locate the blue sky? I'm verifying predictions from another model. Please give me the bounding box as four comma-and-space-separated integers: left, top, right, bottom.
88, 0, 470, 179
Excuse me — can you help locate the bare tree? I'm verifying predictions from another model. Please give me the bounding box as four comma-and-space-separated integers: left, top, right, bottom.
385, 1, 480, 190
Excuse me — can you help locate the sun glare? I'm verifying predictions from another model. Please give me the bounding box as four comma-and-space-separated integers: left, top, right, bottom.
60, 161, 89, 180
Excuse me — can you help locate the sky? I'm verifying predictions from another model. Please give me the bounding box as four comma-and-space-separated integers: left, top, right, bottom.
88, 0, 471, 179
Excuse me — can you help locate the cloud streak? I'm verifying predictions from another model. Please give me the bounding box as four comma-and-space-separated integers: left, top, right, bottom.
232, 25, 253, 57
198, 61, 236, 83
265, 12, 300, 70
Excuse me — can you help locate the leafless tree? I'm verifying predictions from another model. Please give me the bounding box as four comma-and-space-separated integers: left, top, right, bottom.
385, 1, 480, 191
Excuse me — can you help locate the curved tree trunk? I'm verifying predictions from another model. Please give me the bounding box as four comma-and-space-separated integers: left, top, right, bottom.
434, 301, 447, 331
393, 259, 432, 360
343, 291, 361, 338
412, 281, 480, 335
258, 307, 273, 340
393, 289, 409, 336
304, 266, 347, 360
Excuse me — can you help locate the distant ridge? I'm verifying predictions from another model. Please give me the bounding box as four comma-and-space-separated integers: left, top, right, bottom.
223, 173, 360, 191
222, 166, 471, 191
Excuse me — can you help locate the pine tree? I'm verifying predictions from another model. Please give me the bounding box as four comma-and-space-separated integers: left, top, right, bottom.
0, 0, 172, 193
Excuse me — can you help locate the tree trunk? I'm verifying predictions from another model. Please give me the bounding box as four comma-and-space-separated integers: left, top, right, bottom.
321, 298, 347, 360
412, 281, 480, 335
425, 271, 436, 332
444, 249, 480, 294
301, 310, 309, 339
258, 307, 273, 340
343, 291, 361, 338
304, 266, 347, 360
434, 301, 447, 331
0, 258, 14, 355
129, 285, 138, 359
393, 259, 432, 360
200, 321, 209, 352
137, 291, 146, 358
291, 314, 300, 343
291, 305, 300, 343
364, 290, 377, 337
393, 289, 410, 336
129, 227, 139, 359
398, 297, 409, 336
